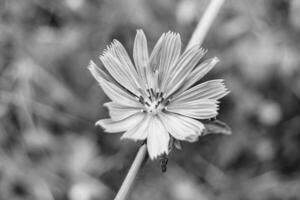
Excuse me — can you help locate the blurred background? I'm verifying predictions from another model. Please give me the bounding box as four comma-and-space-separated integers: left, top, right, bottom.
1, 0, 300, 199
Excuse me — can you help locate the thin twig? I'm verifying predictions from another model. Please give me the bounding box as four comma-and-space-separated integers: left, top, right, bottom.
114, 144, 148, 200
186, 0, 226, 49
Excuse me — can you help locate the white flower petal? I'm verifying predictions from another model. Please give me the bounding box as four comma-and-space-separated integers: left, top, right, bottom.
99, 78, 140, 106
133, 30, 149, 86
174, 57, 219, 95
111, 40, 136, 72
159, 112, 204, 142
147, 33, 166, 90
165, 46, 206, 96
111, 40, 145, 90
167, 99, 219, 119
121, 114, 151, 141
147, 116, 170, 159
96, 113, 144, 133
158, 32, 181, 91
88, 60, 129, 90
104, 102, 143, 121
100, 44, 142, 96
88, 60, 111, 82
149, 33, 165, 71
173, 79, 229, 103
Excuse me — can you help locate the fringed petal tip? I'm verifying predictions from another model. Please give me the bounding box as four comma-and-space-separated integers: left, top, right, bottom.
103, 102, 109, 108
87, 60, 96, 70
120, 133, 146, 142
146, 146, 169, 160
120, 135, 131, 141
217, 80, 230, 99
100, 41, 116, 59
164, 30, 179, 37
136, 29, 145, 35
101, 39, 123, 55
120, 135, 143, 142
120, 135, 129, 140
187, 44, 207, 54
94, 120, 115, 134
95, 119, 105, 127
94, 113, 144, 133
185, 135, 200, 142
219, 79, 231, 97
87, 60, 100, 78
95, 120, 105, 131
95, 119, 116, 133
149, 151, 169, 160
211, 57, 220, 65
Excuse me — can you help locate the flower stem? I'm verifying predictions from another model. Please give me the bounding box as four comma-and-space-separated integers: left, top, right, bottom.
114, 144, 148, 200
186, 0, 226, 49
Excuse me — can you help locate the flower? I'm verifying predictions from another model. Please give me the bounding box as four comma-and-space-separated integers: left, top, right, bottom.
88, 30, 229, 160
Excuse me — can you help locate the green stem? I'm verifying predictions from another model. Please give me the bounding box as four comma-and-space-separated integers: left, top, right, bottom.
186, 0, 226, 49
114, 144, 148, 200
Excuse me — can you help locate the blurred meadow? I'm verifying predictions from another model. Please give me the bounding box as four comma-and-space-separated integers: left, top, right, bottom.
1, 0, 300, 199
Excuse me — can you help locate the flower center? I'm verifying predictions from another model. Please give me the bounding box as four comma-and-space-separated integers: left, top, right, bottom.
145, 99, 163, 114
139, 89, 166, 115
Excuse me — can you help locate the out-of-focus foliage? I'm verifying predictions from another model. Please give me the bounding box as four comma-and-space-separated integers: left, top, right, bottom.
1, 0, 300, 199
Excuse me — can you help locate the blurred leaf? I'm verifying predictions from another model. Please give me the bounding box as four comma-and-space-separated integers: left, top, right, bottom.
202, 119, 232, 136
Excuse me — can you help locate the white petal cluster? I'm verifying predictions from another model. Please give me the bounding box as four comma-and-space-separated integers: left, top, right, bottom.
88, 30, 229, 159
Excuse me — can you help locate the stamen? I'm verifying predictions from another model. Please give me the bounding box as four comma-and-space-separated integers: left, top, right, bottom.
159, 92, 163, 98
156, 92, 160, 99
138, 96, 145, 104
147, 89, 151, 96
150, 88, 155, 97
156, 97, 164, 105
165, 99, 171, 106
146, 89, 152, 101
